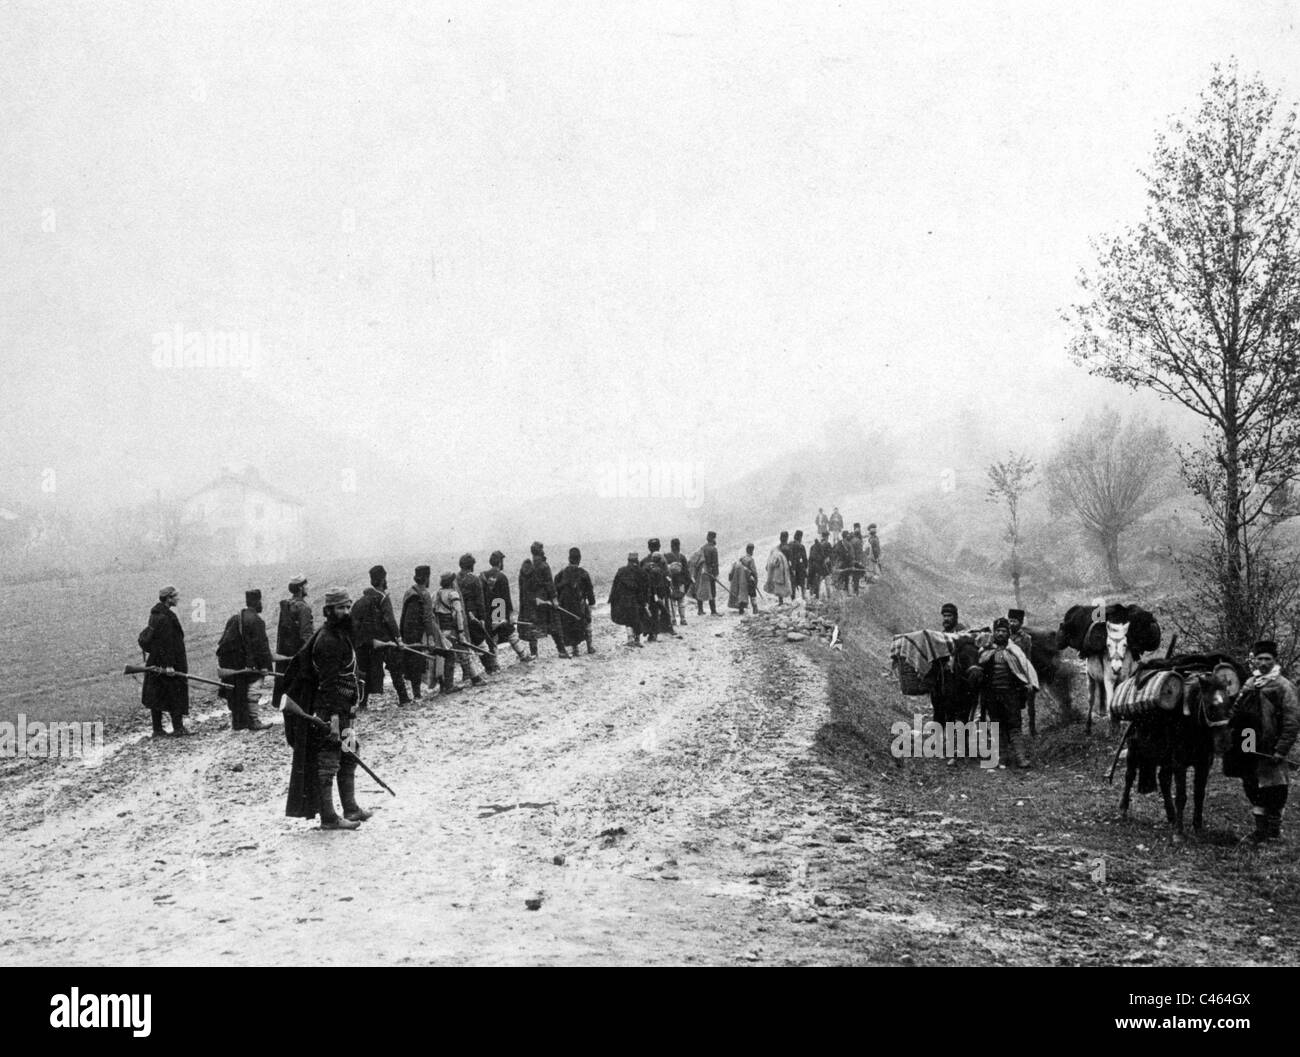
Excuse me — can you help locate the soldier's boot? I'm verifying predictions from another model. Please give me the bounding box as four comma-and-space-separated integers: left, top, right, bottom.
511, 639, 529, 660
394, 678, 412, 707
338, 770, 373, 822
1013, 737, 1032, 769
1268, 814, 1283, 841
169, 709, 189, 736
529, 638, 539, 658
1027, 698, 1038, 737
585, 629, 595, 654
483, 652, 500, 674
1248, 810, 1270, 843
150, 710, 166, 738
319, 778, 360, 831
244, 697, 271, 732
709, 601, 719, 616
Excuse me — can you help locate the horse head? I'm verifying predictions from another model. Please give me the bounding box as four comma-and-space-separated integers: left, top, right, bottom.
1188, 671, 1233, 755
1106, 621, 1132, 676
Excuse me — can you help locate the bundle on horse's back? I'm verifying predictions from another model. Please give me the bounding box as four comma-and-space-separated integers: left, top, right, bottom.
1109, 669, 1182, 719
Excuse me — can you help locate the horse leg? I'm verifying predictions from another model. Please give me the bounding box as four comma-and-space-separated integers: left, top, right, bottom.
1086, 677, 1094, 734
1192, 757, 1209, 833
1173, 765, 1188, 835
1159, 764, 1176, 826
1120, 752, 1137, 818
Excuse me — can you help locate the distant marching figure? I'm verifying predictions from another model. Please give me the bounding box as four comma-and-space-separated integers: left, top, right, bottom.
765, 533, 792, 605
867, 523, 882, 575
665, 538, 695, 626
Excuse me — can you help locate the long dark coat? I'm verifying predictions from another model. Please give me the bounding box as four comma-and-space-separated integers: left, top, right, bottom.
520, 557, 558, 635
609, 564, 646, 630
141, 602, 189, 715
555, 564, 595, 646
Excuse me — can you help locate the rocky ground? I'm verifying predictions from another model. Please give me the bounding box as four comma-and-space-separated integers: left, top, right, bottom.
2, 579, 1297, 965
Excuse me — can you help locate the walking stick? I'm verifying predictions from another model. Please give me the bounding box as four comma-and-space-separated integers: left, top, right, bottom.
123, 665, 233, 690
1105, 722, 1131, 784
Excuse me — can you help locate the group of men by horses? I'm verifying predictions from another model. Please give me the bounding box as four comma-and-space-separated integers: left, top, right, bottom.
918, 600, 1300, 844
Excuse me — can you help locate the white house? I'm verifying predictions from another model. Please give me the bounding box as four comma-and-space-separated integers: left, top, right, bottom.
183, 466, 304, 565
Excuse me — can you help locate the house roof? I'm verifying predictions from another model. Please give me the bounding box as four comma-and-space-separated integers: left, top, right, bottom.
186, 466, 304, 507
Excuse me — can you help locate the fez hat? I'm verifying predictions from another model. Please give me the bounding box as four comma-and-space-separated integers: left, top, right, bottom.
1254, 640, 1280, 657
627, 551, 638, 562
159, 584, 178, 600
288, 575, 307, 591
780, 531, 789, 542
993, 617, 1011, 631
706, 530, 717, 542
530, 541, 544, 556
490, 550, 505, 566
569, 547, 582, 563
794, 529, 803, 539
369, 564, 386, 585
746, 542, 755, 553
941, 603, 958, 617
459, 553, 475, 570
1008, 609, 1026, 622
439, 572, 456, 588
867, 523, 877, 530
670, 538, 680, 549
415, 564, 431, 580
245, 589, 261, 606
323, 587, 352, 608
647, 538, 660, 551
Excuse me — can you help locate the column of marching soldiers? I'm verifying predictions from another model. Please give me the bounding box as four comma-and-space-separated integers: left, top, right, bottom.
134, 533, 751, 831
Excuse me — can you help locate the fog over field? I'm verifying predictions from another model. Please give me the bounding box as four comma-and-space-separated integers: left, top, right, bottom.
1, 2, 1296, 559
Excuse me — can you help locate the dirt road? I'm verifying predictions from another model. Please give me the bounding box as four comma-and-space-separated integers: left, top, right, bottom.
0, 605, 905, 965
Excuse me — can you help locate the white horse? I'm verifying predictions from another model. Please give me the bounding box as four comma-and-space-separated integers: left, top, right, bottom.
1085, 620, 1137, 731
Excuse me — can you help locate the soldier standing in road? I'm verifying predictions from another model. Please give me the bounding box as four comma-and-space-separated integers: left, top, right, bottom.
692, 530, 721, 617
140, 585, 189, 737
788, 530, 809, 602
665, 538, 694, 626
555, 547, 597, 654
609, 552, 647, 647
399, 566, 440, 700
1007, 608, 1037, 735
457, 554, 500, 674
976, 617, 1038, 769
482, 550, 532, 663
351, 565, 411, 708
519, 542, 570, 659
273, 576, 313, 713
282, 587, 368, 830
434, 572, 487, 690
808, 530, 832, 600
1228, 641, 1300, 843
217, 589, 274, 732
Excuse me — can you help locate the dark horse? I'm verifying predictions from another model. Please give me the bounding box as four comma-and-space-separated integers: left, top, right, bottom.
1118, 656, 1240, 836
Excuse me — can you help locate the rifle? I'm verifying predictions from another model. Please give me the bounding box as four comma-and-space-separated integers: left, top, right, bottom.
218, 667, 279, 680
375, 638, 473, 659
345, 748, 396, 796
124, 664, 232, 690
537, 599, 585, 622
1248, 750, 1300, 771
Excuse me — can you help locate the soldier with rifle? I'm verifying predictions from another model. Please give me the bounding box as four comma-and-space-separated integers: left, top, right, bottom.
808, 529, 833, 600
482, 549, 532, 663
691, 530, 721, 617
457, 553, 500, 674
281, 587, 369, 830
351, 565, 411, 708
273, 576, 313, 713
555, 546, 597, 654
665, 538, 694, 626
399, 566, 440, 699
519, 541, 571, 658
434, 572, 487, 690
139, 585, 190, 737
216, 589, 274, 732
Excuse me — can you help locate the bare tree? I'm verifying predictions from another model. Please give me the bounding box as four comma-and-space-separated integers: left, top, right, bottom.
1066, 64, 1300, 654
1045, 409, 1177, 588
985, 451, 1036, 606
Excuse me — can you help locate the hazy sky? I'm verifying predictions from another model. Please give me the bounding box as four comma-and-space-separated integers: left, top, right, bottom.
3, 1, 1299, 529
